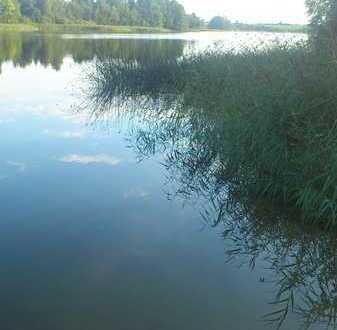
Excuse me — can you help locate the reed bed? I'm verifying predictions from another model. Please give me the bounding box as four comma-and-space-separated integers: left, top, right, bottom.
89, 42, 337, 225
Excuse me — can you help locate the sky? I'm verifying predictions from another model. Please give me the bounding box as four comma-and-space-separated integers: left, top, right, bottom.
180, 0, 308, 24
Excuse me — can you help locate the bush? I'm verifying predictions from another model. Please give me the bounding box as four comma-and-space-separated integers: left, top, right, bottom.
208, 16, 231, 30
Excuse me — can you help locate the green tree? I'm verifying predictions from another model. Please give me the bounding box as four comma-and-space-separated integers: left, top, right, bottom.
137, 0, 163, 27
306, 0, 337, 48
19, 0, 36, 18
187, 13, 204, 29
208, 16, 231, 30
165, 0, 187, 31
3, 0, 202, 31
94, 0, 111, 24
0, 0, 19, 22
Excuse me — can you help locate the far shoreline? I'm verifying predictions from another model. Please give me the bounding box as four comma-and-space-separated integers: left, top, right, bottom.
0, 23, 308, 34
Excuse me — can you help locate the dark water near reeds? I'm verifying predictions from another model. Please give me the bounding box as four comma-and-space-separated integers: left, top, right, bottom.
0, 31, 332, 330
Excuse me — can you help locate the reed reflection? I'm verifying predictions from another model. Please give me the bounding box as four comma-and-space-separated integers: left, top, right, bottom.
81, 54, 337, 330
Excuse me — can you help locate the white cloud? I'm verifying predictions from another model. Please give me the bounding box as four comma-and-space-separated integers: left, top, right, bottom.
0, 119, 15, 124
124, 187, 150, 199
43, 129, 85, 139
59, 154, 121, 166
6, 161, 26, 172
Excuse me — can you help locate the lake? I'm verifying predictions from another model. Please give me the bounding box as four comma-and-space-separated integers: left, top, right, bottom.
0, 31, 330, 330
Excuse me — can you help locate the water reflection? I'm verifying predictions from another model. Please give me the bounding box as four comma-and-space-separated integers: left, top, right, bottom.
0, 31, 307, 74
0, 33, 186, 72
83, 56, 337, 330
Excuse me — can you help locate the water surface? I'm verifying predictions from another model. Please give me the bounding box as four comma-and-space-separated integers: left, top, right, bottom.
0, 31, 329, 330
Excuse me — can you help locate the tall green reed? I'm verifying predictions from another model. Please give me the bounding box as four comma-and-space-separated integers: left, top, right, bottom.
87, 42, 337, 225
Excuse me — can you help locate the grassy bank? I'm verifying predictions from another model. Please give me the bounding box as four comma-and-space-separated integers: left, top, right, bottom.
0, 22, 306, 34
201, 23, 308, 34
231, 23, 308, 33
0, 23, 38, 32
38, 24, 172, 34
0, 23, 172, 34
89, 43, 337, 225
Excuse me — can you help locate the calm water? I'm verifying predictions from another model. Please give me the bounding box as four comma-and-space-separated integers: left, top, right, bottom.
0, 31, 331, 330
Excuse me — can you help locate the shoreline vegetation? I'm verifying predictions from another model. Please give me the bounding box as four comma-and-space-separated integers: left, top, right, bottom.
0, 22, 308, 34
90, 44, 337, 224
84, 48, 337, 326
86, 1, 337, 226
0, 23, 172, 33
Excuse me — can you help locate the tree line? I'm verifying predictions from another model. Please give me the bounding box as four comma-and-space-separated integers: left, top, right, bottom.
306, 0, 337, 49
0, 0, 204, 31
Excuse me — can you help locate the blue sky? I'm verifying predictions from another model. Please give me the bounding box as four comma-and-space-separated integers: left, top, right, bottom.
180, 0, 308, 24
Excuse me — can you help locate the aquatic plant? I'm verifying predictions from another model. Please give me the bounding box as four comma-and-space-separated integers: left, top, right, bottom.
87, 42, 337, 225
84, 62, 337, 329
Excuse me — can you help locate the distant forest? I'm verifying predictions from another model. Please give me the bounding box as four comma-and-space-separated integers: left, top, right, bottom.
0, 0, 204, 31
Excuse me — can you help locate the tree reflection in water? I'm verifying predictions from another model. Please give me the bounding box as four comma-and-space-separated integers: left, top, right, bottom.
0, 32, 186, 73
